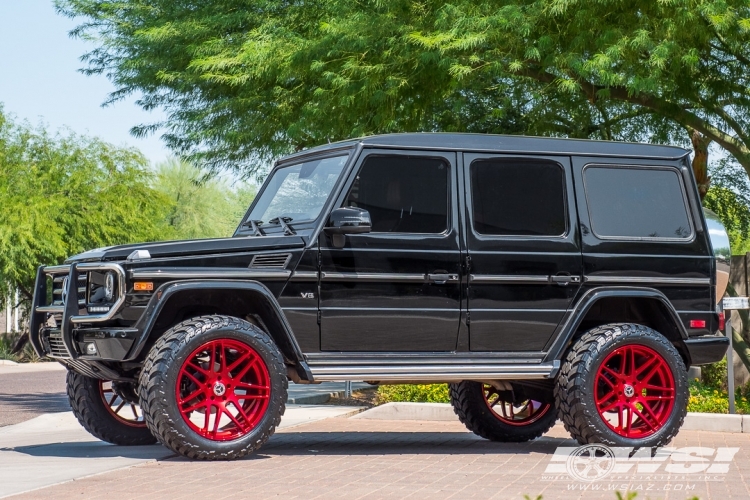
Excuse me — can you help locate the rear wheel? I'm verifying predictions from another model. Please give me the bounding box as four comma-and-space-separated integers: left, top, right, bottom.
555, 323, 688, 447
449, 381, 557, 442
138, 315, 287, 460
67, 371, 155, 445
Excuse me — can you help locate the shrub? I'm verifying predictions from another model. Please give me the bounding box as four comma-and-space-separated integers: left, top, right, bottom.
701, 358, 728, 390
377, 384, 450, 404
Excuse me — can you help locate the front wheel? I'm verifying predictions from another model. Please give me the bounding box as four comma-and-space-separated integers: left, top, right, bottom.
555, 323, 688, 448
138, 315, 288, 460
449, 381, 557, 442
67, 371, 156, 445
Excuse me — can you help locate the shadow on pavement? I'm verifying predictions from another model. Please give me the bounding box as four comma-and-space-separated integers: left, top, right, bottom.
5, 441, 171, 460
0, 393, 70, 414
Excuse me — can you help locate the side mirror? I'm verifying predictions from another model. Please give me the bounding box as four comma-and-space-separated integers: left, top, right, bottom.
324, 207, 371, 247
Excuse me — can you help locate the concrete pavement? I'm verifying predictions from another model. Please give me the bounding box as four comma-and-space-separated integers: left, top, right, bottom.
0, 405, 363, 498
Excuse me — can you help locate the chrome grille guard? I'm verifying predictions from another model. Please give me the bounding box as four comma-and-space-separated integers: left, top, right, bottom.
29, 262, 126, 358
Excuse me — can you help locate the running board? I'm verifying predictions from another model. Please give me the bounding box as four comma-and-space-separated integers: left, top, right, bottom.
307, 360, 560, 382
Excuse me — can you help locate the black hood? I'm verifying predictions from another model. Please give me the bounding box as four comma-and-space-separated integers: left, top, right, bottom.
64, 235, 306, 263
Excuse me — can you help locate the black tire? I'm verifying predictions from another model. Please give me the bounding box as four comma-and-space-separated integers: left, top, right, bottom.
449, 381, 557, 442
555, 323, 688, 448
138, 315, 287, 460
67, 371, 156, 446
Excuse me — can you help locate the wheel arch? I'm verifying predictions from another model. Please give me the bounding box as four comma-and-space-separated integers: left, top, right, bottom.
545, 287, 691, 365
127, 280, 312, 380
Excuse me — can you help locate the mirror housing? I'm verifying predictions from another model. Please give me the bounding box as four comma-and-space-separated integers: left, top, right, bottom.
324, 207, 372, 235
324, 207, 371, 248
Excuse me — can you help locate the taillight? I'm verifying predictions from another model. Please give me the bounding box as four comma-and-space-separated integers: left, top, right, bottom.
718, 311, 726, 331
690, 319, 707, 329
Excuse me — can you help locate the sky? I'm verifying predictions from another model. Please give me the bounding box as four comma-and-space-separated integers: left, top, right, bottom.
0, 0, 170, 164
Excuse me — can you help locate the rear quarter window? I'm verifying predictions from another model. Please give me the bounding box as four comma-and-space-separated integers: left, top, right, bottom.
583, 165, 693, 240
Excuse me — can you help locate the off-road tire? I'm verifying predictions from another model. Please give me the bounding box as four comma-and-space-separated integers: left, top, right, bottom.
67, 371, 156, 446
138, 315, 287, 460
555, 323, 688, 447
449, 381, 557, 442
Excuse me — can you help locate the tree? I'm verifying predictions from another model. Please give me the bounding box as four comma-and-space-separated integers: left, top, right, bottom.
153, 158, 256, 239
0, 106, 173, 308
57, 0, 750, 179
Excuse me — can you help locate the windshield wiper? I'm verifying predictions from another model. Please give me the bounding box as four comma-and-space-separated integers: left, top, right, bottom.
268, 216, 297, 235
241, 219, 265, 236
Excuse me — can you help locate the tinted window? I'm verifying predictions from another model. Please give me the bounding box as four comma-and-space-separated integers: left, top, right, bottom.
470, 159, 566, 236
345, 156, 449, 233
584, 166, 692, 239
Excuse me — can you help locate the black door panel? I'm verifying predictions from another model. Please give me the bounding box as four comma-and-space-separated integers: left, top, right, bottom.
319, 150, 462, 352
463, 154, 582, 352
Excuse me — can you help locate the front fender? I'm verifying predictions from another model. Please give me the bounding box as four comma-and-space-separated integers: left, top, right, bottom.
127, 280, 307, 371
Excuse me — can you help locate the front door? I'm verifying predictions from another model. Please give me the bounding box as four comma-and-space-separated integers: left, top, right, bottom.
319, 150, 462, 351
463, 154, 582, 352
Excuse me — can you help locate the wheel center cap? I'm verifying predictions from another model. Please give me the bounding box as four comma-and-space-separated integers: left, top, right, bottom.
623, 384, 635, 398
212, 381, 226, 397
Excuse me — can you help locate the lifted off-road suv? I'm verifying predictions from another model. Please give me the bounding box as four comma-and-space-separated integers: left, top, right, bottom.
30, 133, 730, 459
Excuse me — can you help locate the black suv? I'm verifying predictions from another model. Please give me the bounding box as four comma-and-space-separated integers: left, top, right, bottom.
30, 133, 730, 460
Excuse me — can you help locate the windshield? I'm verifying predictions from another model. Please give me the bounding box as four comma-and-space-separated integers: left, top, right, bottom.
247, 154, 348, 225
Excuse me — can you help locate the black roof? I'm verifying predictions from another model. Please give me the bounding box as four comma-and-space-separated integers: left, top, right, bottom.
280, 133, 690, 163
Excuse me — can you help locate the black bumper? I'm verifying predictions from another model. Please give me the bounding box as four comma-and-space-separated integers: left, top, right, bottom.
685, 336, 730, 365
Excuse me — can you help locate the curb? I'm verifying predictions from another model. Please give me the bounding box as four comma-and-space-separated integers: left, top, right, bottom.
287, 386, 372, 405
0, 360, 19, 366
352, 403, 750, 433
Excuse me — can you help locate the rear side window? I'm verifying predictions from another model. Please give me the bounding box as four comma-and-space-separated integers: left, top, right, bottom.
583, 166, 692, 240
345, 155, 449, 234
470, 159, 566, 236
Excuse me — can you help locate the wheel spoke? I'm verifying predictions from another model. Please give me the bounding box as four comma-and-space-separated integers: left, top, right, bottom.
187, 361, 209, 377
114, 400, 126, 415
182, 370, 204, 388
630, 404, 657, 432
179, 386, 205, 405
600, 364, 622, 381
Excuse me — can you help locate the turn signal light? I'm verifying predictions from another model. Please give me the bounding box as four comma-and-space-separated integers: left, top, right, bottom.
718, 311, 726, 331
689, 319, 707, 329
133, 282, 154, 291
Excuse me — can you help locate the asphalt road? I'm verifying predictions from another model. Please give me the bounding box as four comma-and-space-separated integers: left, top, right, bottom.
0, 366, 69, 427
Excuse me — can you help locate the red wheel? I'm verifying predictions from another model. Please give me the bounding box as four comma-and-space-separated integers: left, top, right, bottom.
594, 344, 676, 439
176, 338, 271, 441
99, 381, 147, 428
483, 384, 552, 426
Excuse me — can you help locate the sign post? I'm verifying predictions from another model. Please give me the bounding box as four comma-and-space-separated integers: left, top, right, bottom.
722, 297, 750, 414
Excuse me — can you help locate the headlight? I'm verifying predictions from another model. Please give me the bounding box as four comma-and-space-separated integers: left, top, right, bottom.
104, 272, 115, 302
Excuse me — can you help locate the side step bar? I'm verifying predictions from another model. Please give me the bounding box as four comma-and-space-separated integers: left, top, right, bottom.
308, 361, 560, 382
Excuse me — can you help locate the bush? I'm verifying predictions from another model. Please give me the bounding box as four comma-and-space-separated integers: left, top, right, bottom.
701, 358, 728, 390
377, 384, 450, 404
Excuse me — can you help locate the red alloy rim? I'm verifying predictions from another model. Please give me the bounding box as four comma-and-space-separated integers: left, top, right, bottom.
594, 344, 676, 439
176, 338, 270, 441
99, 381, 147, 428
483, 384, 552, 426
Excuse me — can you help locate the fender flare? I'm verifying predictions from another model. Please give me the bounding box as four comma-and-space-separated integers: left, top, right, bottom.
544, 286, 690, 363
126, 280, 312, 380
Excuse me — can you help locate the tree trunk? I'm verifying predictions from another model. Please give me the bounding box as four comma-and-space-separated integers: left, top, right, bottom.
689, 128, 712, 200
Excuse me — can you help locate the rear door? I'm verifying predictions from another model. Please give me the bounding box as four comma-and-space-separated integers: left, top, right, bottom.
463, 154, 582, 351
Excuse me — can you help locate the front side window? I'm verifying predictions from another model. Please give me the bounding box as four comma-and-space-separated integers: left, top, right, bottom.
248, 155, 348, 224
470, 158, 566, 236
345, 155, 449, 233
583, 166, 692, 239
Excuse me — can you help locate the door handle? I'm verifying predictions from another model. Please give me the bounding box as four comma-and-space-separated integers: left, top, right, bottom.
428, 273, 459, 285
550, 274, 581, 286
